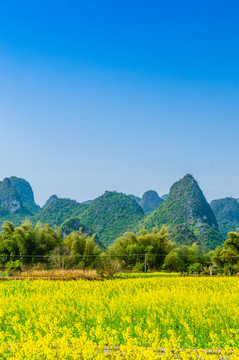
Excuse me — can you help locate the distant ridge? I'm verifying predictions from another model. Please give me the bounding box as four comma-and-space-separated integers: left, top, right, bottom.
211, 197, 239, 238
140, 190, 163, 215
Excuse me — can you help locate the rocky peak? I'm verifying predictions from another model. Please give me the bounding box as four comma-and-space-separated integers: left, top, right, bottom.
140, 190, 163, 215
0, 178, 23, 215
43, 195, 58, 209
9, 176, 41, 214
140, 174, 223, 249
168, 174, 218, 229
1, 178, 12, 189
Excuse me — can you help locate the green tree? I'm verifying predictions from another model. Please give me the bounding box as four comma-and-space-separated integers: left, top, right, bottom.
213, 231, 239, 274
109, 226, 172, 270
13, 221, 36, 263
0, 221, 18, 264
63, 228, 100, 268
163, 250, 184, 272
163, 243, 210, 273
34, 222, 62, 256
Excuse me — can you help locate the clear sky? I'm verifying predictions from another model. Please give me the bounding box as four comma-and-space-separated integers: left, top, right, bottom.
0, 0, 239, 206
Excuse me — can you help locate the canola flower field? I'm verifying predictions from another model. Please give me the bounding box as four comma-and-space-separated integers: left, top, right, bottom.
0, 277, 239, 359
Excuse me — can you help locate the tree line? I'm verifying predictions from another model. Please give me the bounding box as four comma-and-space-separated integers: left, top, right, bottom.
0, 220, 238, 275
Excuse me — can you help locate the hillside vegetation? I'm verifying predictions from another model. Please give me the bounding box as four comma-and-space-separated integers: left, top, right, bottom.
31, 198, 88, 227
210, 197, 239, 237
79, 191, 145, 246
43, 195, 58, 209
139, 174, 224, 249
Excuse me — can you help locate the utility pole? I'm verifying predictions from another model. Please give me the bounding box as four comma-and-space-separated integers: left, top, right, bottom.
144, 254, 147, 278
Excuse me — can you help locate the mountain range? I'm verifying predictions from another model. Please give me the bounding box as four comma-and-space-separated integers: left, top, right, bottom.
0, 174, 238, 250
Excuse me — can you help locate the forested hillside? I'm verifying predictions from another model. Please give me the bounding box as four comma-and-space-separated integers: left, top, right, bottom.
31, 198, 88, 227
79, 191, 145, 246
138, 174, 224, 250
210, 197, 239, 237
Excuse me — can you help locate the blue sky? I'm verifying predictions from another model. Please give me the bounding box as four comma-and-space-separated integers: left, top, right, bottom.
0, 0, 239, 206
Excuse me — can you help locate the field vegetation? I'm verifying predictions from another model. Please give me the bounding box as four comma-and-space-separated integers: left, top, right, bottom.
2, 268, 99, 280
0, 277, 239, 359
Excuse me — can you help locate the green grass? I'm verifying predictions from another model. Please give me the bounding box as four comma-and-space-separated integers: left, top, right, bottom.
116, 271, 180, 278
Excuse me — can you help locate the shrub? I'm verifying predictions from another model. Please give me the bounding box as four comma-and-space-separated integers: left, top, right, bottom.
5, 260, 22, 273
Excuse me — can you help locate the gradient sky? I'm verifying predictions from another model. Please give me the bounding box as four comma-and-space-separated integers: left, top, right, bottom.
0, 0, 239, 206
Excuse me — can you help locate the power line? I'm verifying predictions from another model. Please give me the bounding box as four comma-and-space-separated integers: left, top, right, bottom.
0, 253, 239, 258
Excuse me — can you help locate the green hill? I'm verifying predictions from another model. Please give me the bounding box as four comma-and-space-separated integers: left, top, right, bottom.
0, 178, 32, 228
31, 198, 88, 227
0, 178, 24, 216
210, 197, 239, 238
140, 190, 163, 215
79, 191, 145, 246
9, 176, 41, 214
138, 174, 224, 250
43, 195, 58, 209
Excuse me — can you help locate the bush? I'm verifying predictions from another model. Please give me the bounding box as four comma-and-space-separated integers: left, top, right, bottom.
132, 262, 145, 272
5, 260, 22, 273
188, 262, 203, 275
96, 254, 123, 278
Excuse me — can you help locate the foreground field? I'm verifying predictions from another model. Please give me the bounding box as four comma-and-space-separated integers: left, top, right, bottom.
0, 277, 239, 359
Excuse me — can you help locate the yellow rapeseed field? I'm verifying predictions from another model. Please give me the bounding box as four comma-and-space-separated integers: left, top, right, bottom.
0, 277, 239, 359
